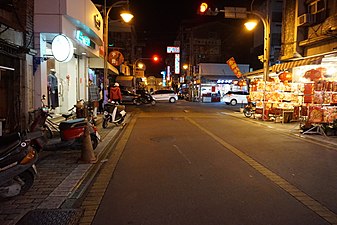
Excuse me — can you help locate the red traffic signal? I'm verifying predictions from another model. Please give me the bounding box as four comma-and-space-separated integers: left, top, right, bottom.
152, 55, 160, 62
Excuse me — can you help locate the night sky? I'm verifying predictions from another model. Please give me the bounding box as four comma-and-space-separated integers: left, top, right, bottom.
93, 0, 260, 74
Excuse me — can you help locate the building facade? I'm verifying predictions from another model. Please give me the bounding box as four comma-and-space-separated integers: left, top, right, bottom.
0, 0, 35, 133
34, 0, 120, 117
282, 0, 337, 59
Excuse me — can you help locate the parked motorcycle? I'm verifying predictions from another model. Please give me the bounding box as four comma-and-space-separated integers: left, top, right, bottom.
138, 92, 156, 106
102, 101, 126, 128
0, 131, 41, 198
135, 90, 156, 106
243, 102, 256, 118
30, 107, 100, 151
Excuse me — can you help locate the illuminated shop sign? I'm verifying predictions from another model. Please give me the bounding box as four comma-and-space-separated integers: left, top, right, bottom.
175, 54, 180, 74
51, 34, 74, 62
167, 46, 180, 54
217, 79, 233, 84
75, 31, 95, 49
161, 71, 166, 87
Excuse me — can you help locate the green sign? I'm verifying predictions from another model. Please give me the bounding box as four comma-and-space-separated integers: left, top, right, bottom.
76, 30, 91, 47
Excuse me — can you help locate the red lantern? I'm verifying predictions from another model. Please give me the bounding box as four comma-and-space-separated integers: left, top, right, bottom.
278, 71, 292, 82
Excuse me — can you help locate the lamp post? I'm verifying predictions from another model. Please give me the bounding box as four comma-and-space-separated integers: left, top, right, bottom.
244, 8, 270, 120
244, 11, 270, 82
103, 0, 133, 91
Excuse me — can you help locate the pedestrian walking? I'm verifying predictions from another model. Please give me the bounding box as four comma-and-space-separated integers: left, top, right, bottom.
88, 79, 100, 118
109, 82, 122, 104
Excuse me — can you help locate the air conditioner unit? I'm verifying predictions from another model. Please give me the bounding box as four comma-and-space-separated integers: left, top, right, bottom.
297, 14, 313, 27
309, 0, 325, 14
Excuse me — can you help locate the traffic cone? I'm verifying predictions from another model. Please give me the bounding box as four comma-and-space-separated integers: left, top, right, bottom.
79, 126, 97, 164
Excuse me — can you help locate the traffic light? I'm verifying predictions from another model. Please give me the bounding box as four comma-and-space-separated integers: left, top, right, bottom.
199, 3, 208, 14
152, 55, 160, 62
197, 2, 218, 16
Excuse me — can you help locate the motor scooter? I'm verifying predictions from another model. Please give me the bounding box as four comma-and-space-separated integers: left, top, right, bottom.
0, 131, 41, 198
243, 101, 256, 118
138, 92, 156, 106
30, 106, 100, 151
102, 101, 126, 128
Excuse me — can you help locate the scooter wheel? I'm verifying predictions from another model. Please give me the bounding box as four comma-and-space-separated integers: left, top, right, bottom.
243, 109, 252, 118
151, 100, 156, 106
102, 118, 108, 128
90, 134, 99, 150
15, 171, 35, 194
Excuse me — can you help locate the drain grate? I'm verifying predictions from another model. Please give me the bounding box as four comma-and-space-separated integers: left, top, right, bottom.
16, 209, 83, 225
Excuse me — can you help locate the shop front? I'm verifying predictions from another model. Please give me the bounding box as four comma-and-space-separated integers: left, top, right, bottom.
247, 51, 337, 134
197, 63, 250, 102
34, 0, 103, 115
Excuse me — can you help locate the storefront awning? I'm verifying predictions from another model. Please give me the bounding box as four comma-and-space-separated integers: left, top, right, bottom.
88, 58, 119, 75
115, 75, 134, 87
271, 56, 323, 72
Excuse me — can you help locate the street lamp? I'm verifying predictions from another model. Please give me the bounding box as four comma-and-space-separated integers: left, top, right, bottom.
244, 11, 270, 82
244, 10, 270, 121
103, 0, 133, 91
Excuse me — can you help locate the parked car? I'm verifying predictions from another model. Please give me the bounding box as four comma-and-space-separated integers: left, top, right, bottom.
223, 91, 249, 106
121, 90, 140, 104
151, 90, 178, 103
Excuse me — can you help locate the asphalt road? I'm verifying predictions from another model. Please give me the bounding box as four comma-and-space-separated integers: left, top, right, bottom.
86, 101, 337, 225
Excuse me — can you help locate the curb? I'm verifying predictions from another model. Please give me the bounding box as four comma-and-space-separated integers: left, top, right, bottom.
34, 113, 133, 211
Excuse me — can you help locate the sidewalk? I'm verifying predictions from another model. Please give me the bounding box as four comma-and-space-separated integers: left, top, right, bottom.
0, 114, 130, 225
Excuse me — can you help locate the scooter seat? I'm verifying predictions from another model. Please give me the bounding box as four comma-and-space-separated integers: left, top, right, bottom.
0, 132, 21, 156
59, 118, 87, 130
62, 113, 73, 120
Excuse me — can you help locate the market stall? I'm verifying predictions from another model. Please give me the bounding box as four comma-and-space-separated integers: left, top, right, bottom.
248, 53, 337, 132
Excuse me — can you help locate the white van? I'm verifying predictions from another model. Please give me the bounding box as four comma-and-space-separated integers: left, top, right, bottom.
223, 91, 249, 106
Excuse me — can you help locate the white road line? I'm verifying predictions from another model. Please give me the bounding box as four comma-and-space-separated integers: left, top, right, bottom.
173, 144, 192, 164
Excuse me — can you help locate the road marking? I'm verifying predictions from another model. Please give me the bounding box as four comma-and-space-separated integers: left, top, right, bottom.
186, 117, 337, 225
173, 144, 192, 164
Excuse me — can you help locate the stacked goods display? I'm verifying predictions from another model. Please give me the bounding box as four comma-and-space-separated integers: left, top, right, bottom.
302, 67, 337, 126
249, 74, 303, 122
248, 60, 337, 129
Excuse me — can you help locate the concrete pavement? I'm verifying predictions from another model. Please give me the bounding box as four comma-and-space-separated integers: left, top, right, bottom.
0, 114, 130, 225
1, 107, 336, 225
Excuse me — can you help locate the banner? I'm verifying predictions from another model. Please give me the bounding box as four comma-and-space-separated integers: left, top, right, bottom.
226, 57, 242, 78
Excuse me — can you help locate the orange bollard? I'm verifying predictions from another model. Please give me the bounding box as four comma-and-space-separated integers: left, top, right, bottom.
79, 126, 97, 164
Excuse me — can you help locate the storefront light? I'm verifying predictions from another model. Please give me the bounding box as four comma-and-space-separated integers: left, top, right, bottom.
51, 34, 74, 62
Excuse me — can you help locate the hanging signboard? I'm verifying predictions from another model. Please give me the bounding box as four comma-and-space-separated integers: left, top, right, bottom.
51, 34, 74, 62
108, 50, 124, 67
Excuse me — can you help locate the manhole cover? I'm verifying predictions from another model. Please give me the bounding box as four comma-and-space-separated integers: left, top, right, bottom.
16, 209, 83, 225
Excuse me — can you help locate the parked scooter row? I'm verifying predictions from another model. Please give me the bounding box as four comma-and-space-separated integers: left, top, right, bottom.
0, 131, 41, 198
30, 106, 100, 151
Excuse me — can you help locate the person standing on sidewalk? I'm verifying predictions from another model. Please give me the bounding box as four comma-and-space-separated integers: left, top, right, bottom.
109, 82, 122, 104
88, 79, 100, 118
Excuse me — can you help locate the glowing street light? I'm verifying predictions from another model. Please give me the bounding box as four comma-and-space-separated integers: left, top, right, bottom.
103, 0, 133, 90
120, 10, 134, 22
244, 20, 258, 31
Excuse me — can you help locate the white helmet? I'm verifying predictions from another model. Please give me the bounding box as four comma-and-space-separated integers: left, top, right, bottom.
114, 83, 119, 87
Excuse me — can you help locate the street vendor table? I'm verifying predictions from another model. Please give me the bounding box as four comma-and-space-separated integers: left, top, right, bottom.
280, 108, 294, 124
